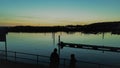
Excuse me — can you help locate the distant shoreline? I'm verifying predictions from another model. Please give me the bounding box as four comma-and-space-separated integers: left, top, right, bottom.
0, 21, 120, 34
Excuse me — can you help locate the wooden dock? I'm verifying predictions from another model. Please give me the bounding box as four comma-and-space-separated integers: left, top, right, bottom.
58, 42, 120, 52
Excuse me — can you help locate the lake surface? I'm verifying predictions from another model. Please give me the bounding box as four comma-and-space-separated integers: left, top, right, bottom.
0, 32, 120, 67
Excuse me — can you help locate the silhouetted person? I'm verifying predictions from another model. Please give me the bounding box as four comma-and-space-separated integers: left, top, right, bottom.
50, 48, 59, 68
69, 54, 76, 68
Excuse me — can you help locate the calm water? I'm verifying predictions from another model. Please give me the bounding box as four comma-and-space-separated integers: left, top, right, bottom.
0, 32, 120, 66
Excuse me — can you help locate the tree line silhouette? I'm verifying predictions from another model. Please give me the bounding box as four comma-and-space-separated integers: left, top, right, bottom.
0, 21, 120, 34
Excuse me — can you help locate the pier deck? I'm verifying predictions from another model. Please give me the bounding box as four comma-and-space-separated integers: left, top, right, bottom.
58, 42, 120, 52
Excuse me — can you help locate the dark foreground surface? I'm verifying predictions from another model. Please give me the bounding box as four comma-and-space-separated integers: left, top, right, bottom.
0, 60, 48, 68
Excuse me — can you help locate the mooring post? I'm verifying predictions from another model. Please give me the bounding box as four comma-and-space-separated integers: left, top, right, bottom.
58, 35, 60, 56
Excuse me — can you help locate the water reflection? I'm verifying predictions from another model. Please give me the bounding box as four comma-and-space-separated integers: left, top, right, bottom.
52, 32, 55, 45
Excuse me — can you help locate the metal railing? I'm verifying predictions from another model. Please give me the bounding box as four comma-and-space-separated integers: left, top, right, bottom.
0, 50, 120, 68
0, 50, 49, 65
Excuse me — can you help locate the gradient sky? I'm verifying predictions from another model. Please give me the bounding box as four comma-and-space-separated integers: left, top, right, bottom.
0, 0, 120, 26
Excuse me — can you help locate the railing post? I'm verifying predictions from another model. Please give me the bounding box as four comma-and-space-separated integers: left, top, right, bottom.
37, 55, 39, 65
14, 52, 16, 63
98, 64, 101, 68
5, 38, 8, 62
64, 59, 66, 68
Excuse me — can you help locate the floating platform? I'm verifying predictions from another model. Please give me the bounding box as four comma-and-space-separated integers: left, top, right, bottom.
58, 42, 120, 52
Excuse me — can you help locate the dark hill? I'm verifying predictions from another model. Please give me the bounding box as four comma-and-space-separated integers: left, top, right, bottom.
82, 21, 120, 32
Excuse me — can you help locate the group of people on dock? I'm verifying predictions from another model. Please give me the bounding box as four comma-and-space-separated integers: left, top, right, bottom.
49, 48, 76, 68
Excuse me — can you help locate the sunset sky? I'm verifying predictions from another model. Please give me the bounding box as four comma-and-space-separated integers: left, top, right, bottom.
0, 0, 120, 26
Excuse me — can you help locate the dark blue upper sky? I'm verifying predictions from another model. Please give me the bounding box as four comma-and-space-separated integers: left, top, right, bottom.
0, 0, 120, 26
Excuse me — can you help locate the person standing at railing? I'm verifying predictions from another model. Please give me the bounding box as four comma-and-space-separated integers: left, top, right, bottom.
50, 48, 59, 68
69, 54, 76, 68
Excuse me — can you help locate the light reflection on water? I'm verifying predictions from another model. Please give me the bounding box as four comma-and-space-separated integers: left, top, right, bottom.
0, 32, 120, 66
